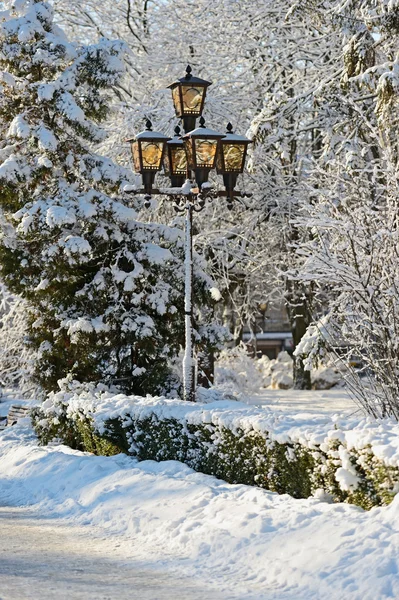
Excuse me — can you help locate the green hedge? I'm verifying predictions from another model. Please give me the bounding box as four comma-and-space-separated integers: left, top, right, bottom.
32, 402, 399, 510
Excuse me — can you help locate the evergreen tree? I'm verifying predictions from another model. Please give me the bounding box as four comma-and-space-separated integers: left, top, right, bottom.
0, 0, 224, 395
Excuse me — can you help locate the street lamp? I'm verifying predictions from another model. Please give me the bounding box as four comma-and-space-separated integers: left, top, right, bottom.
163, 125, 187, 188
127, 69, 251, 402
216, 122, 252, 208
168, 65, 212, 134
183, 117, 225, 189
127, 119, 170, 195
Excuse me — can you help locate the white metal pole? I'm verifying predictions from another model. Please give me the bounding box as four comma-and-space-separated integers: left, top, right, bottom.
182, 201, 195, 402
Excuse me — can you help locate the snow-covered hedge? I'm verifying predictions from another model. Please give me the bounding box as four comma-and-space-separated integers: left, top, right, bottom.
32, 383, 399, 509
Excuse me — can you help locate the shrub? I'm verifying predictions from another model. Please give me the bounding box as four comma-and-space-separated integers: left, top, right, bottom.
32, 384, 399, 510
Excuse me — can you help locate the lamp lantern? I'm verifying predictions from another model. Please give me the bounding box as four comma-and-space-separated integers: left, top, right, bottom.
127, 120, 170, 194
168, 65, 212, 134
216, 123, 252, 202
163, 125, 188, 188
183, 117, 225, 188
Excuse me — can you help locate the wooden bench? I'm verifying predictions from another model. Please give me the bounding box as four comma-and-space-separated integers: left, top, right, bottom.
6, 404, 31, 426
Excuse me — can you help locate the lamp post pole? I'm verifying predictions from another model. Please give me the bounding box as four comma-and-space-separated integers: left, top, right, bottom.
183, 199, 195, 402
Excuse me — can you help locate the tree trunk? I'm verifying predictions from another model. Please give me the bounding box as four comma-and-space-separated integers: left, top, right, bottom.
197, 350, 214, 388
285, 280, 311, 390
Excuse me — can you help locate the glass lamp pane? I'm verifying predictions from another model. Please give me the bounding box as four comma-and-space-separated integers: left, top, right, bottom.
172, 87, 182, 116
195, 139, 218, 168
141, 141, 164, 170
131, 141, 141, 173
171, 147, 187, 174
223, 144, 245, 172
181, 85, 204, 115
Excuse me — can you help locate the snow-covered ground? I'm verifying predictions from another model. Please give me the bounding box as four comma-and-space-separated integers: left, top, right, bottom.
1, 410, 398, 600
0, 506, 217, 600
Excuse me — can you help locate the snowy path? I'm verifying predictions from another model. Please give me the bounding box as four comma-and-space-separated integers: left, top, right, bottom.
246, 388, 360, 416
0, 506, 222, 600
